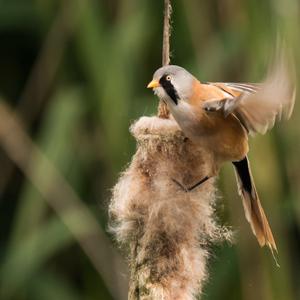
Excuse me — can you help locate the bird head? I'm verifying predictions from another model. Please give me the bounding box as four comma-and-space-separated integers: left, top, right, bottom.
147, 65, 195, 106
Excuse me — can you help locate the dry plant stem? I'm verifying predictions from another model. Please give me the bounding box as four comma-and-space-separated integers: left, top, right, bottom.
158, 0, 172, 119
110, 117, 231, 299
0, 102, 128, 300
162, 0, 171, 66
157, 101, 170, 119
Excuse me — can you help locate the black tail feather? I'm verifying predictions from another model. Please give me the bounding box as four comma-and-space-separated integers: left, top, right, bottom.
232, 157, 278, 258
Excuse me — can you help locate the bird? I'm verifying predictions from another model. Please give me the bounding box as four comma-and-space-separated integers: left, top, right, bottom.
147, 54, 295, 258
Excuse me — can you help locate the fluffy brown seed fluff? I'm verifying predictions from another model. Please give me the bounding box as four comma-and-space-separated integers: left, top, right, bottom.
109, 116, 232, 300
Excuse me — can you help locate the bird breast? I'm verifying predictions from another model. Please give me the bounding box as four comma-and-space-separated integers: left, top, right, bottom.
170, 100, 249, 162
168, 100, 202, 138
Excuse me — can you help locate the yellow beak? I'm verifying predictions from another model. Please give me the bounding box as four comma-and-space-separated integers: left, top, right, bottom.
147, 79, 160, 89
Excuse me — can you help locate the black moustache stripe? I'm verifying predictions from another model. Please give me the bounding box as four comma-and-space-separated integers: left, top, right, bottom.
159, 75, 179, 105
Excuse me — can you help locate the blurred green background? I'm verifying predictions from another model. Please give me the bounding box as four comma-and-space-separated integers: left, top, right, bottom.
0, 0, 299, 299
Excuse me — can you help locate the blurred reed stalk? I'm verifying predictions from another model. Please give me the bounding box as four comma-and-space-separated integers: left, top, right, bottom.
0, 101, 128, 300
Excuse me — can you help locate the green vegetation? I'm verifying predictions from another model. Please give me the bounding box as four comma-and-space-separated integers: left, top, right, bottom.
0, 0, 299, 299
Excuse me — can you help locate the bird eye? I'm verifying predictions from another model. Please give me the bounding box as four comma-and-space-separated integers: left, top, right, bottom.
166, 75, 172, 81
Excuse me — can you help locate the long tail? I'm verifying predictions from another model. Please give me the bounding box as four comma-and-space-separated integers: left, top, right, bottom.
232, 157, 278, 256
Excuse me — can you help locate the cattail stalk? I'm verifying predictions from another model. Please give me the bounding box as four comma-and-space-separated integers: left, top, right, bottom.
109, 1, 231, 299
109, 118, 231, 299
157, 0, 172, 119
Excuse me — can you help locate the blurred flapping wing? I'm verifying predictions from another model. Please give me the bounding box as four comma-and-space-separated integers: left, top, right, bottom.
206, 52, 296, 136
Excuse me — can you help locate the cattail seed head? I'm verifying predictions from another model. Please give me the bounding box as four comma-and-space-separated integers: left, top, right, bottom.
109, 116, 232, 299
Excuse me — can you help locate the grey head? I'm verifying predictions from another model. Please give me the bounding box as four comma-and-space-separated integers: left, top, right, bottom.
148, 65, 196, 106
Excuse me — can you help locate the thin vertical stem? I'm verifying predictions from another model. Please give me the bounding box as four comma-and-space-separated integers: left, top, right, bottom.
162, 0, 172, 66
158, 0, 172, 119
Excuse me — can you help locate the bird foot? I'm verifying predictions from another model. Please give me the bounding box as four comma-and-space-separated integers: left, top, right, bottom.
172, 176, 210, 192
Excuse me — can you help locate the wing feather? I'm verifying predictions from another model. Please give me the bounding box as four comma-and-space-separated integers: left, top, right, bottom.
207, 54, 296, 135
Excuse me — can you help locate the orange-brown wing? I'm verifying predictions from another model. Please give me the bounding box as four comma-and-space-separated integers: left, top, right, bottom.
205, 57, 295, 136
203, 82, 260, 132
208, 82, 260, 97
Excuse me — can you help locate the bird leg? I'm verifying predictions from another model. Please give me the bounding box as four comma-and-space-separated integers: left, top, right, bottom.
172, 176, 210, 192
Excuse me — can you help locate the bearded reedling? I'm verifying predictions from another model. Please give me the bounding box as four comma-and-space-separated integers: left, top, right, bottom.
147, 53, 295, 263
